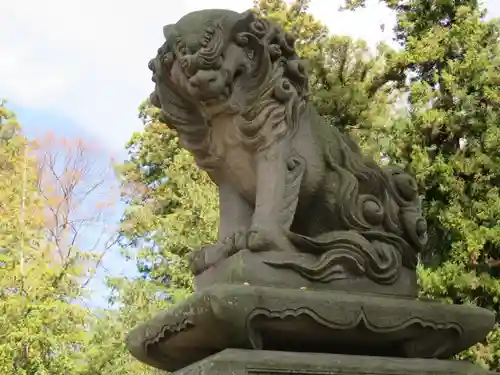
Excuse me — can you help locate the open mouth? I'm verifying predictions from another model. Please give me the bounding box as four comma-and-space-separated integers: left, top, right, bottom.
200, 86, 231, 106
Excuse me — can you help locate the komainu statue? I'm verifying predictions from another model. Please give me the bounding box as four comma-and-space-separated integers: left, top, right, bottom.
126, 9, 495, 373
148, 8, 427, 296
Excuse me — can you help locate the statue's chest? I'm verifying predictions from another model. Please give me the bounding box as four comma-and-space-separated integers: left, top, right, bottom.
209, 116, 256, 197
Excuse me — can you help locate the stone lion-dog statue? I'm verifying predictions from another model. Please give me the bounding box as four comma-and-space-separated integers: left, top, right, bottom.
147, 9, 427, 295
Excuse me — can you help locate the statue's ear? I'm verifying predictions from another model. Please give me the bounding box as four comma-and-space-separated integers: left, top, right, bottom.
163, 24, 174, 40
239, 9, 255, 20
230, 9, 256, 36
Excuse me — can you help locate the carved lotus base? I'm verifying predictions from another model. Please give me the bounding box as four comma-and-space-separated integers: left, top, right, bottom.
175, 349, 496, 375
126, 285, 494, 372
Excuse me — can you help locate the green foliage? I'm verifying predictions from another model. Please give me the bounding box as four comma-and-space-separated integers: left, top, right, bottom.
118, 101, 218, 292
79, 277, 172, 375
0, 102, 90, 375
344, 0, 500, 369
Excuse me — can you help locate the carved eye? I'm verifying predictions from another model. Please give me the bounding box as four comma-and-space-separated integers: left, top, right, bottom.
235, 33, 249, 47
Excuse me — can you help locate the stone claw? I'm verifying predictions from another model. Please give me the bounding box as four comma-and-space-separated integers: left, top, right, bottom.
188, 249, 209, 276
247, 225, 274, 252
234, 224, 291, 252
189, 240, 236, 276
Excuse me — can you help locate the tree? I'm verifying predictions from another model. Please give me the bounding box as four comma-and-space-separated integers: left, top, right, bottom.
0, 103, 128, 374
344, 0, 500, 369
33, 132, 120, 291
118, 102, 218, 293
0, 102, 90, 375
79, 277, 171, 375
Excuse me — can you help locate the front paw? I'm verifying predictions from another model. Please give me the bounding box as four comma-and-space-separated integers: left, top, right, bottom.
188, 249, 208, 276
235, 224, 292, 252
189, 240, 235, 275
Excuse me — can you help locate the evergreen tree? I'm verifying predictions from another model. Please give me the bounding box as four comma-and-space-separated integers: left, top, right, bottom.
79, 277, 171, 375
345, 0, 500, 369
118, 102, 218, 293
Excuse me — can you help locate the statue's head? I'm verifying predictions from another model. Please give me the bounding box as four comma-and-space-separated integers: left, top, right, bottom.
148, 9, 308, 127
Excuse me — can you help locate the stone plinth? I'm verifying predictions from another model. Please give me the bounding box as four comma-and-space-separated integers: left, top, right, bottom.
174, 349, 496, 375
126, 284, 494, 372
195, 249, 418, 297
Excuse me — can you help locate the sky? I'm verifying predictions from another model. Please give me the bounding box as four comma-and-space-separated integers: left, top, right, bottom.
1, 0, 499, 305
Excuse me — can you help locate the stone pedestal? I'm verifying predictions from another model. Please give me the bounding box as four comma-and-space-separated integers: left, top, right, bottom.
175, 349, 496, 375
126, 285, 495, 373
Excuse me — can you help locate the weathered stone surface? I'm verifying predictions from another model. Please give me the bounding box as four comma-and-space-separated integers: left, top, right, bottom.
148, 8, 427, 295
126, 285, 494, 372
175, 349, 496, 375
194, 249, 418, 297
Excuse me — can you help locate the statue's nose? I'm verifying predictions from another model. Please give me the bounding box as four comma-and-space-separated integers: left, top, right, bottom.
188, 70, 218, 90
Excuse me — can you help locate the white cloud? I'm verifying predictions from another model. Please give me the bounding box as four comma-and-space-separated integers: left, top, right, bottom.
309, 0, 396, 48
485, 0, 500, 19
0, 44, 72, 107
0, 0, 253, 150
0, 0, 497, 151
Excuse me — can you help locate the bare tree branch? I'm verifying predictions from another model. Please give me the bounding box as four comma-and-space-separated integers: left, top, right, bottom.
33, 133, 121, 293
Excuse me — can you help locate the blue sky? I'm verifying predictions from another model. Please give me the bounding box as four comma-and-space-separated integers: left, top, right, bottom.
1, 0, 499, 306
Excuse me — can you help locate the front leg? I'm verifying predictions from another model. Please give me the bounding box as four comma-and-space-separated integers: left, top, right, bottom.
218, 180, 253, 241
190, 179, 253, 275
245, 139, 306, 252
